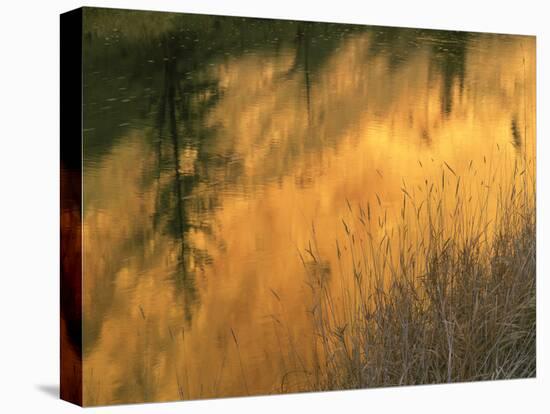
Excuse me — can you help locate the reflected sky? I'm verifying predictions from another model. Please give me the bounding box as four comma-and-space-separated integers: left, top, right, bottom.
81, 8, 535, 405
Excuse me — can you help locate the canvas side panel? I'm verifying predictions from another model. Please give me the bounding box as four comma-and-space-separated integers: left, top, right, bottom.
60, 8, 83, 407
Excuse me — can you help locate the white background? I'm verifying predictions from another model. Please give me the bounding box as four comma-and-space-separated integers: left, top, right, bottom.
0, 0, 548, 412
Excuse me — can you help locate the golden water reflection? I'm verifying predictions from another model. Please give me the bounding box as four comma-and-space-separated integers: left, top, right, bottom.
82, 15, 535, 405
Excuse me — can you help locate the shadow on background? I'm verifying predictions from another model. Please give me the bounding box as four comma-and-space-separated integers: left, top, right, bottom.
36, 384, 59, 399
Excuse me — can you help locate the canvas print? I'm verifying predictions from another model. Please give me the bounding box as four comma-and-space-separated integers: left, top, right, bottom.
60, 7, 536, 407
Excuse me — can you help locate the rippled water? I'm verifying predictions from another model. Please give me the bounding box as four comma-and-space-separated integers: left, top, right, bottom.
80, 9, 535, 405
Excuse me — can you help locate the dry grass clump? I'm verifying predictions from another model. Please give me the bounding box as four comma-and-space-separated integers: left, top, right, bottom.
300, 159, 535, 391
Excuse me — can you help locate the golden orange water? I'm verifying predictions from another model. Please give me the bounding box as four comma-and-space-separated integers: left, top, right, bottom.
81, 13, 535, 405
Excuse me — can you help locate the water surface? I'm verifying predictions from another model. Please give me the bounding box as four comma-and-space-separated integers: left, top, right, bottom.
81, 9, 535, 404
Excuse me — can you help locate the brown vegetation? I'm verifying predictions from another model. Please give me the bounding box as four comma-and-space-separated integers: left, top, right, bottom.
299, 161, 535, 390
